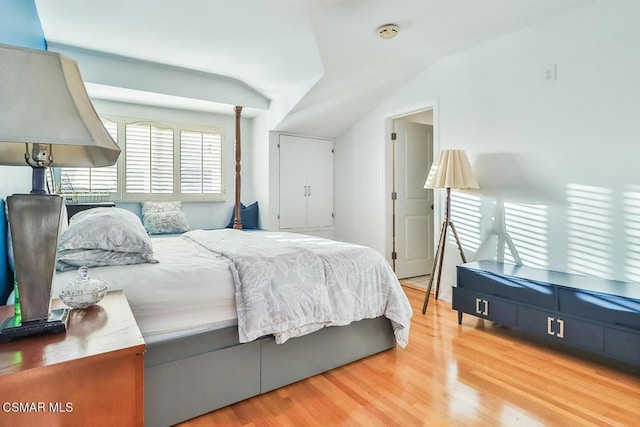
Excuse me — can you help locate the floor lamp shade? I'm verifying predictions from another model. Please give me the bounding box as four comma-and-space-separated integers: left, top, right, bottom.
422, 149, 479, 314
0, 43, 120, 341
424, 149, 479, 190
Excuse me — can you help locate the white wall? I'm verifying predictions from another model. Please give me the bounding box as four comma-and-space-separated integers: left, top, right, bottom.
249, 110, 270, 229
335, 0, 640, 297
48, 43, 270, 110
0, 167, 32, 199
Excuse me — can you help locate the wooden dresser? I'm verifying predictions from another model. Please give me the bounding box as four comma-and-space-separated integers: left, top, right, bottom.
0, 291, 145, 427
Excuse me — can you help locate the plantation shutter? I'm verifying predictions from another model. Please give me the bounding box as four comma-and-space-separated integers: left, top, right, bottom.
180, 130, 223, 194
125, 123, 174, 194
59, 119, 118, 194
59, 115, 224, 201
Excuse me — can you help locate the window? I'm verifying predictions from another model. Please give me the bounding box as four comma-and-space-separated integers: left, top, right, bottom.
180, 130, 223, 194
58, 115, 225, 202
125, 123, 174, 194
59, 119, 118, 196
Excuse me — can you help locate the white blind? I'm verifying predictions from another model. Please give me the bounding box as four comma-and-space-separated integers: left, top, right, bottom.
59, 119, 118, 194
125, 123, 174, 194
180, 130, 223, 194
59, 115, 225, 201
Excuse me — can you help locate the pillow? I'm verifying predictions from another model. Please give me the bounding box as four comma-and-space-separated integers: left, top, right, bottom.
57, 207, 157, 271
226, 201, 259, 229
141, 201, 190, 235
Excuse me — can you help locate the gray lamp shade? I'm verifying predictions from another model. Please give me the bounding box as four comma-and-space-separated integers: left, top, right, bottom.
0, 43, 120, 167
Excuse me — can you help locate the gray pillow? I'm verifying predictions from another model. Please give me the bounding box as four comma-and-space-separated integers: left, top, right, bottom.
57, 207, 157, 271
141, 201, 190, 235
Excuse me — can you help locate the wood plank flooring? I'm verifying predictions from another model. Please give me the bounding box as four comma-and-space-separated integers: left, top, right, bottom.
178, 285, 640, 426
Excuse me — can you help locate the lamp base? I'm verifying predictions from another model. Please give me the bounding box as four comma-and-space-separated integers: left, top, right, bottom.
0, 308, 69, 343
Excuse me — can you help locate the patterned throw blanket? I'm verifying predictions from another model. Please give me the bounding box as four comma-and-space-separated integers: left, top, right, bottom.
184, 229, 412, 347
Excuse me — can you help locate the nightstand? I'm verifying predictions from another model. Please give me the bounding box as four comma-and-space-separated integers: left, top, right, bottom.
0, 291, 145, 427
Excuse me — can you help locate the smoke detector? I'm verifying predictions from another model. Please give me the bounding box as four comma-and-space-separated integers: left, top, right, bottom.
377, 24, 399, 39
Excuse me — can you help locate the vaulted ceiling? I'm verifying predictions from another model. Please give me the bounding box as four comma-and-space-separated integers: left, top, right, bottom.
34, 0, 590, 137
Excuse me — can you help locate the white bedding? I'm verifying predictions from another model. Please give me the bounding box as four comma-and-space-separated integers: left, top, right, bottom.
185, 229, 413, 347
53, 230, 413, 347
53, 236, 237, 344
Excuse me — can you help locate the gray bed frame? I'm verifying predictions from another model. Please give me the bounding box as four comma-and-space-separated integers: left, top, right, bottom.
144, 316, 396, 426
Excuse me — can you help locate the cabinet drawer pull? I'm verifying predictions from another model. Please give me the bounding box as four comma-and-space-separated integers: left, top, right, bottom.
474, 298, 489, 316
547, 316, 555, 336
557, 319, 564, 338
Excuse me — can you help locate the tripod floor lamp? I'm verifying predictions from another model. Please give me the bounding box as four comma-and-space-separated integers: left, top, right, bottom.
422, 149, 479, 314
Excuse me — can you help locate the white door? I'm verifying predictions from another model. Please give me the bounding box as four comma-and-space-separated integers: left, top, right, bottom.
279, 135, 308, 229
306, 138, 333, 227
394, 121, 434, 279
279, 135, 334, 229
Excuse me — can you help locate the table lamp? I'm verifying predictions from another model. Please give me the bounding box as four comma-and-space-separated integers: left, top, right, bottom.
422, 149, 479, 314
0, 43, 120, 341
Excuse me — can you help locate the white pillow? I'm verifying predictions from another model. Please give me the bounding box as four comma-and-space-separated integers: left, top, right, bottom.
141, 201, 190, 235
57, 207, 157, 271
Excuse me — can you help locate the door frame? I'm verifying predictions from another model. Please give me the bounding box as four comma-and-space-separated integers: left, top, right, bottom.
384, 100, 441, 274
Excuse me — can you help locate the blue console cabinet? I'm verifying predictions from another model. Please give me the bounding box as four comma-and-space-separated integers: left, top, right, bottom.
453, 261, 640, 367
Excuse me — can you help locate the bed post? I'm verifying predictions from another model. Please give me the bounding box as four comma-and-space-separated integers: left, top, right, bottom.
233, 105, 243, 230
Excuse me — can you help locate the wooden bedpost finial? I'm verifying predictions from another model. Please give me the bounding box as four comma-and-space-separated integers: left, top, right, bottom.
233, 106, 243, 230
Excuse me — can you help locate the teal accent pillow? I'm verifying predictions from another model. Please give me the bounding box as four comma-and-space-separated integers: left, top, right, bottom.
1, 200, 9, 304
226, 202, 259, 229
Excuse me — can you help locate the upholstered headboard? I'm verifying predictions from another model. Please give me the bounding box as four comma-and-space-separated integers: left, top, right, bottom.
0, 199, 11, 304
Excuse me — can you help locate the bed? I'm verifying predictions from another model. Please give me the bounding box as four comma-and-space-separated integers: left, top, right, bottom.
1, 108, 413, 426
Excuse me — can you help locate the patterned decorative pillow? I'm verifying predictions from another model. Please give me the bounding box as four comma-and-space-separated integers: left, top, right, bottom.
141, 201, 190, 235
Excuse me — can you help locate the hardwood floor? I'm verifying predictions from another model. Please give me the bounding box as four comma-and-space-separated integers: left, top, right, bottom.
178, 286, 640, 426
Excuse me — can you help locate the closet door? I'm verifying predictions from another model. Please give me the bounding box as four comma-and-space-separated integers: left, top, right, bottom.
279, 135, 308, 229
306, 138, 333, 228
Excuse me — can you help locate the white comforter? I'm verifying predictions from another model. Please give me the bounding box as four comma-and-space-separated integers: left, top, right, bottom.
184, 229, 413, 347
